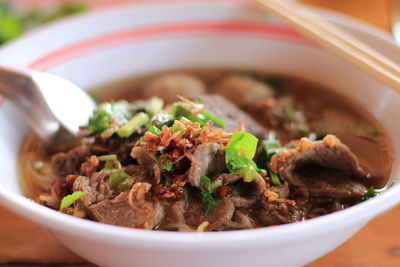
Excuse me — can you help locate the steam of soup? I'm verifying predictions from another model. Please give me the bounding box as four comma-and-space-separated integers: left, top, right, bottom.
19, 70, 392, 231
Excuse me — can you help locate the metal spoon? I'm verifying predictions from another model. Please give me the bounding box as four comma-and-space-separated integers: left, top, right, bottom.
0, 66, 96, 152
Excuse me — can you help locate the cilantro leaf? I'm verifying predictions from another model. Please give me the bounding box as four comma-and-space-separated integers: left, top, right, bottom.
88, 109, 111, 131
358, 187, 379, 202
88, 101, 131, 132
199, 175, 221, 212
171, 102, 225, 127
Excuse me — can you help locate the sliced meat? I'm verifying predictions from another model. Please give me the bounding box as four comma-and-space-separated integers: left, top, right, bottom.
187, 143, 226, 187
270, 183, 290, 199
52, 145, 91, 177
131, 146, 155, 170
206, 198, 235, 231
227, 175, 266, 208
230, 195, 258, 208
123, 164, 150, 183
145, 73, 206, 104
184, 192, 205, 227
304, 175, 367, 200
182, 191, 235, 231
248, 175, 267, 196
52, 137, 138, 178
164, 201, 186, 224
258, 199, 303, 226
231, 174, 266, 197
73, 172, 112, 207
89, 197, 165, 229
214, 74, 274, 108
201, 94, 267, 139
276, 135, 368, 201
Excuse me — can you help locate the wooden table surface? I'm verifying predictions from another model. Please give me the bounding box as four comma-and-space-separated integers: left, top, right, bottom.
1, 0, 400, 266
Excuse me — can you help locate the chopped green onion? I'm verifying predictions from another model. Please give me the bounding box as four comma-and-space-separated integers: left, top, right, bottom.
117, 112, 150, 138
270, 172, 281, 186
199, 175, 221, 212
187, 113, 207, 125
59, 191, 85, 211
201, 111, 225, 127
208, 178, 223, 193
257, 168, 267, 176
225, 132, 259, 181
146, 97, 164, 116
231, 157, 259, 182
106, 169, 133, 192
116, 177, 135, 192
98, 154, 117, 162
148, 124, 161, 134
225, 131, 259, 182
226, 131, 258, 159
171, 122, 186, 133
164, 163, 174, 172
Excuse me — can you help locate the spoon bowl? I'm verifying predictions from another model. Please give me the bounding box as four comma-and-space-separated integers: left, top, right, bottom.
0, 66, 96, 151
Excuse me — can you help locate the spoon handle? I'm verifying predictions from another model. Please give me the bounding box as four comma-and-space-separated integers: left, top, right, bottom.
0, 66, 61, 140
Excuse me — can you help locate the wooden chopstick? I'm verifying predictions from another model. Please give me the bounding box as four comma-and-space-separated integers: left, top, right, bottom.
254, 0, 400, 93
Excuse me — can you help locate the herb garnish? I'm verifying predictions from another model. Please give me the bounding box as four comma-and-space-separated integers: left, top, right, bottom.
199, 175, 221, 212
358, 187, 379, 202
225, 131, 259, 182
59, 191, 85, 211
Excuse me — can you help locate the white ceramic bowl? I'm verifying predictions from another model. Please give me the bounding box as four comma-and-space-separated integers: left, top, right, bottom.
1, 2, 400, 267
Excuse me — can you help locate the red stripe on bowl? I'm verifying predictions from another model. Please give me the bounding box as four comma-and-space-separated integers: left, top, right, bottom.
28, 22, 317, 71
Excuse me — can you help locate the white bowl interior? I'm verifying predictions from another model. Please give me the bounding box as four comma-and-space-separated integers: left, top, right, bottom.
1, 3, 400, 267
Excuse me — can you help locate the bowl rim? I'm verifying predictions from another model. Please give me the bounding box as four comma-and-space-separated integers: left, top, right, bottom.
0, 0, 399, 248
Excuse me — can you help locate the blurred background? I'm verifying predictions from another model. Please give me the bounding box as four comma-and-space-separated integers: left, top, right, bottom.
0, 0, 398, 267
0, 0, 394, 47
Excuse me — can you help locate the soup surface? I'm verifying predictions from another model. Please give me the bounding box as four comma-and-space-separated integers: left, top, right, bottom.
20, 69, 392, 231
